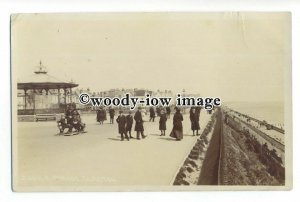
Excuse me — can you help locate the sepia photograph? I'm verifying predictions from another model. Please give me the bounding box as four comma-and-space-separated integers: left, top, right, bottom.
11, 12, 292, 191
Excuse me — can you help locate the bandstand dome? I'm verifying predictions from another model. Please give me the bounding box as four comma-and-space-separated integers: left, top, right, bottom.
18, 62, 78, 90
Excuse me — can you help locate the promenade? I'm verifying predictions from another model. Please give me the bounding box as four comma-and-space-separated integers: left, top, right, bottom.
14, 111, 211, 189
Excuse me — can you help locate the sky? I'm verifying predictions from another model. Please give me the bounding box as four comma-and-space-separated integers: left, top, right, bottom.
11, 12, 291, 102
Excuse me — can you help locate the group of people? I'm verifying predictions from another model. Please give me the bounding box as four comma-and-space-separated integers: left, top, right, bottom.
113, 106, 202, 141
58, 103, 203, 140
96, 107, 107, 124
149, 106, 171, 122
96, 107, 116, 124
115, 107, 146, 141
152, 106, 202, 140
57, 103, 86, 134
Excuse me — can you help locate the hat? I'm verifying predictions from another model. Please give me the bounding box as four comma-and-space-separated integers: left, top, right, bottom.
119, 110, 123, 114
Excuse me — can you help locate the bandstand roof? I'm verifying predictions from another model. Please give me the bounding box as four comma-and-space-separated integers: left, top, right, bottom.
17, 62, 79, 90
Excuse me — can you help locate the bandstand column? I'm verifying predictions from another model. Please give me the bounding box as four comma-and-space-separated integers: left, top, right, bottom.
45, 88, 49, 110
70, 88, 72, 103
33, 89, 36, 114
64, 88, 67, 105
24, 89, 27, 110
57, 88, 60, 107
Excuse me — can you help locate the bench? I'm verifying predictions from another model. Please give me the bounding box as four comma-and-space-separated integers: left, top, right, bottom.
35, 114, 57, 122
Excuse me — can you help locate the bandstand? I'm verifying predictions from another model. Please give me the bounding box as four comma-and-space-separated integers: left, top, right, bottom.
17, 62, 78, 116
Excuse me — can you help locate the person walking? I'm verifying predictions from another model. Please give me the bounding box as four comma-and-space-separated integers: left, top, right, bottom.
156, 106, 161, 117
97, 107, 106, 125
159, 109, 167, 136
149, 106, 155, 122
170, 107, 184, 141
126, 111, 134, 138
116, 110, 129, 141
166, 106, 171, 119
190, 107, 200, 136
109, 107, 115, 124
104, 107, 107, 121
134, 107, 146, 140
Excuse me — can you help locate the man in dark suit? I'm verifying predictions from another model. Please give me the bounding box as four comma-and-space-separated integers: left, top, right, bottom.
116, 110, 129, 141
126, 111, 134, 138
149, 106, 155, 122
134, 107, 146, 140
190, 107, 200, 136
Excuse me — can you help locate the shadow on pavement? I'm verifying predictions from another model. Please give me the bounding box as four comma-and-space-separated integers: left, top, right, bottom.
108, 137, 121, 141
158, 137, 176, 141
184, 134, 197, 137
149, 133, 161, 136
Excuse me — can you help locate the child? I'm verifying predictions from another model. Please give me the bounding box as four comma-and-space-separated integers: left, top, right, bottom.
57, 114, 72, 134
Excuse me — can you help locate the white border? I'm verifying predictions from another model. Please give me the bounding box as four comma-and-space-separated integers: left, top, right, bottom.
1, 0, 300, 201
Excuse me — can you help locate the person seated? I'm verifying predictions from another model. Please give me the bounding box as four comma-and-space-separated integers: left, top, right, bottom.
72, 111, 86, 132
57, 114, 73, 134
65, 104, 73, 124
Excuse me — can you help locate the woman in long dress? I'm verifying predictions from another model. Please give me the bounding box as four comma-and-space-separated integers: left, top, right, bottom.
159, 109, 167, 136
170, 108, 184, 141
97, 107, 106, 124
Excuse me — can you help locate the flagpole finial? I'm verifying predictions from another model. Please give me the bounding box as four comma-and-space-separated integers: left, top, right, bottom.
35, 60, 47, 74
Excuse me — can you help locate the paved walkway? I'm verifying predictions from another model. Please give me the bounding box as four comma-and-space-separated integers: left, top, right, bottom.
14, 111, 211, 190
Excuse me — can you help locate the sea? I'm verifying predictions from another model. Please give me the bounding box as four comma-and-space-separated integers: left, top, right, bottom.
225, 101, 285, 128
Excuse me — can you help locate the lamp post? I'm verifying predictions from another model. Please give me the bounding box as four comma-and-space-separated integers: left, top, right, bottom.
182, 89, 186, 114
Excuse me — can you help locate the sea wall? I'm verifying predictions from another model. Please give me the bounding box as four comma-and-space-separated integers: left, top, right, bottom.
173, 109, 219, 185
172, 107, 285, 186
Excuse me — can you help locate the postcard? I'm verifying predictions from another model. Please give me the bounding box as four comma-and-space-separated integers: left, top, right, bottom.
11, 12, 292, 191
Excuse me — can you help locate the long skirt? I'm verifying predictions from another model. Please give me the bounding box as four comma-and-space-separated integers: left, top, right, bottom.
191, 121, 200, 130
170, 128, 183, 140
159, 122, 166, 130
